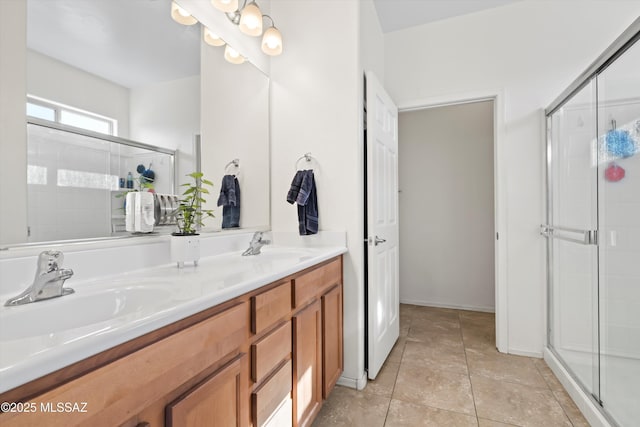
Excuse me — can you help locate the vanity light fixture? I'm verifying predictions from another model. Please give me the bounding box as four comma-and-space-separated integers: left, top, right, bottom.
204, 27, 226, 47
261, 16, 282, 56
211, 0, 239, 13
211, 0, 284, 56
238, 1, 263, 36
224, 45, 246, 64
171, 1, 198, 25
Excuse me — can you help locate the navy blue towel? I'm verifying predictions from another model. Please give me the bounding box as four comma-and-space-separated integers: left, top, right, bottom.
217, 175, 240, 229
287, 170, 318, 235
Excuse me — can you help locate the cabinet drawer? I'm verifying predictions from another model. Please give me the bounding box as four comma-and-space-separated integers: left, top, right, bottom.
252, 281, 292, 335
252, 321, 292, 383
252, 359, 293, 427
293, 258, 341, 308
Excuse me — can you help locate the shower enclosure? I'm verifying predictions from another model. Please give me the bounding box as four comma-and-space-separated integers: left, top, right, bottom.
543, 18, 640, 427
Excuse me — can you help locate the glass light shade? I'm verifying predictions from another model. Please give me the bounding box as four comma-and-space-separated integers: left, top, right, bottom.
224, 45, 246, 65
211, 0, 239, 13
171, 1, 197, 25
239, 2, 263, 37
261, 26, 283, 56
203, 27, 225, 47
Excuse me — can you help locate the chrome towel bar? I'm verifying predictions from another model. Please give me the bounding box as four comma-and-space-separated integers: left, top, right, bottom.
540, 224, 598, 245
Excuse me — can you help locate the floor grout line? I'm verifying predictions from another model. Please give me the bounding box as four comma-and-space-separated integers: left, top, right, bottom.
458, 311, 481, 426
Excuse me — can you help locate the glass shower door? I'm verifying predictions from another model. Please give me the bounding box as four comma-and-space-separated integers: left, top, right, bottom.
597, 38, 640, 427
546, 79, 600, 399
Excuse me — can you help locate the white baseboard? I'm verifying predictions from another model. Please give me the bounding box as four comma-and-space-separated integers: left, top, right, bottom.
507, 348, 543, 358
544, 348, 611, 427
399, 299, 495, 313
336, 371, 368, 391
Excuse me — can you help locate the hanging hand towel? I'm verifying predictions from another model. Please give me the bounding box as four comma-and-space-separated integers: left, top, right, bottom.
287, 170, 304, 204
217, 174, 241, 229
287, 170, 318, 235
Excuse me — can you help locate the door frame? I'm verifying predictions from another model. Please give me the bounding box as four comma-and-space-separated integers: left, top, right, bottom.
397, 90, 507, 353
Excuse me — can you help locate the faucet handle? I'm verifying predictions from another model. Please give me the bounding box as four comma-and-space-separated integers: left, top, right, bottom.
37, 250, 65, 274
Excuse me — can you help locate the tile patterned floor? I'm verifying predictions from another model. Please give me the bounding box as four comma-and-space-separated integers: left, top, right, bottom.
313, 304, 590, 427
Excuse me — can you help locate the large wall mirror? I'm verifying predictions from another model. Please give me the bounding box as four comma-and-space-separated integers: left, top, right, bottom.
3, 0, 270, 248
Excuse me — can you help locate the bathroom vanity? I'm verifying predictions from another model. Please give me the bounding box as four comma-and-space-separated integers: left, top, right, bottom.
0, 237, 345, 427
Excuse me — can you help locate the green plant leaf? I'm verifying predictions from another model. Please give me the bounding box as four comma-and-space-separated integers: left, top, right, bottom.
202, 179, 214, 186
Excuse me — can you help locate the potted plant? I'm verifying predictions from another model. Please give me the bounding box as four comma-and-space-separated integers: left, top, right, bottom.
171, 172, 215, 268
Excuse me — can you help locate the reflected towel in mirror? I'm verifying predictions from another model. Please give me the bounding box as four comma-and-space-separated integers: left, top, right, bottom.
217, 175, 240, 229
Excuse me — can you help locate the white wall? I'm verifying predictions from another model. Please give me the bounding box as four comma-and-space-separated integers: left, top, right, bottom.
129, 75, 200, 187
399, 101, 495, 312
270, 0, 365, 388
360, 0, 385, 82
0, 0, 28, 245
27, 50, 130, 137
384, 0, 640, 356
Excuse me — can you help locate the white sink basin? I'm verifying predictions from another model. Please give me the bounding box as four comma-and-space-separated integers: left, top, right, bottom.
0, 285, 175, 341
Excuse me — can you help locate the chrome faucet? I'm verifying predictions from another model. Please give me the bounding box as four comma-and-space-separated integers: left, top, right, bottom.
4, 251, 74, 306
242, 231, 271, 256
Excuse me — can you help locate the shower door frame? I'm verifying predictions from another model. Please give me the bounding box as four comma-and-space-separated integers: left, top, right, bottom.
544, 16, 640, 427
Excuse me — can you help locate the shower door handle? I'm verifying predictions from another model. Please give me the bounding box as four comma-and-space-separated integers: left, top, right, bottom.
540, 224, 598, 245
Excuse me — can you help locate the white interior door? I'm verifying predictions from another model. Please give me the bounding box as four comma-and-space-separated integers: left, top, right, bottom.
366, 71, 399, 380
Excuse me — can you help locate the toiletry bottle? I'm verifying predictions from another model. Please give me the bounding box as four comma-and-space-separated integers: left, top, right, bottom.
126, 172, 134, 189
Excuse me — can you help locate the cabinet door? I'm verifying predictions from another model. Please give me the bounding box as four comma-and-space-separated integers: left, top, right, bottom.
321, 284, 343, 398
166, 354, 248, 427
292, 301, 322, 427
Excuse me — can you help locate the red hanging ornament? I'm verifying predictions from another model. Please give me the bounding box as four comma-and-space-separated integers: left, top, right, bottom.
605, 163, 625, 182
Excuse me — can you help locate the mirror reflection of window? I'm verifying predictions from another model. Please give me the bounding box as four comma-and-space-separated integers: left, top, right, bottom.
27, 96, 117, 136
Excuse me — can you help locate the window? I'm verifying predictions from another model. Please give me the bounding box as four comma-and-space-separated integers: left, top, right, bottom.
26, 96, 118, 136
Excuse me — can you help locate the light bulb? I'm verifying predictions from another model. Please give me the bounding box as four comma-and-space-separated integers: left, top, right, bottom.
171, 1, 197, 25
224, 45, 246, 64
204, 27, 225, 47
239, 2, 263, 37
211, 0, 239, 13
261, 26, 282, 56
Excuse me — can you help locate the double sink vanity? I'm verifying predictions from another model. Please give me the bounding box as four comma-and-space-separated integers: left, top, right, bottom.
0, 231, 346, 427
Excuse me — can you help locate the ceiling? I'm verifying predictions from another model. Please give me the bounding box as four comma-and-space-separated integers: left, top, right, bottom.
373, 0, 523, 33
27, 0, 200, 89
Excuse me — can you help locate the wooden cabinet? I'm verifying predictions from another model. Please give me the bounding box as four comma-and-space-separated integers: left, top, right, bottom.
0, 256, 343, 427
292, 300, 323, 427
252, 322, 292, 384
293, 259, 341, 308
321, 284, 343, 398
166, 354, 248, 427
251, 281, 292, 335
252, 359, 292, 427
0, 302, 250, 427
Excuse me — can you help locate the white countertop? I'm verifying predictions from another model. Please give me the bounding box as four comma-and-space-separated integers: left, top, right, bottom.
0, 244, 346, 394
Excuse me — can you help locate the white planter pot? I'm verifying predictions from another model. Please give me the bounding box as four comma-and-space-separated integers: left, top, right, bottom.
170, 234, 200, 268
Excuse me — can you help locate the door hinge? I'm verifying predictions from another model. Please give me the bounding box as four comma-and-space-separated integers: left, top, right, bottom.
496, 232, 499, 240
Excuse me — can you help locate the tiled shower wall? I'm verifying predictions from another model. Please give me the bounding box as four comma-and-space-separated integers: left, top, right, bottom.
27, 124, 173, 242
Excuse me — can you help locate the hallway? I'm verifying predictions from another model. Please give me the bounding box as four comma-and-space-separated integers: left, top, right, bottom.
313, 304, 589, 427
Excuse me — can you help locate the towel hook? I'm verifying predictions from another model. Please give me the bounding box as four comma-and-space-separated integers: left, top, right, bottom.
295, 153, 314, 170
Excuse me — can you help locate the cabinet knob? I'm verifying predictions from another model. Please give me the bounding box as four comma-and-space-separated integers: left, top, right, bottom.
136, 423, 150, 427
